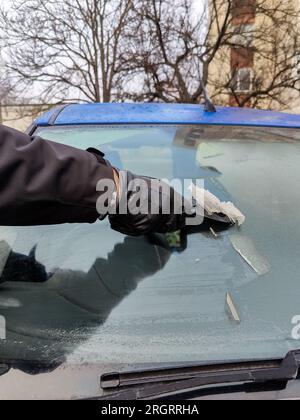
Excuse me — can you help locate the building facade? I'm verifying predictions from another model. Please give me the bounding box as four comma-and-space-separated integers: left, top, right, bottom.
208, 0, 300, 112
0, 104, 51, 131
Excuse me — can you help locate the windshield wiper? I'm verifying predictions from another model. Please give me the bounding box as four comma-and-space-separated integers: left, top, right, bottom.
96, 350, 300, 400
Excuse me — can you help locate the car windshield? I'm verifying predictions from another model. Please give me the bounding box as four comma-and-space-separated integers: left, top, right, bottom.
1, 123, 300, 374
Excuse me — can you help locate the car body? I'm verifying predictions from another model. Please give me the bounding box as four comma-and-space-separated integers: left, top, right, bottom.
1, 103, 300, 399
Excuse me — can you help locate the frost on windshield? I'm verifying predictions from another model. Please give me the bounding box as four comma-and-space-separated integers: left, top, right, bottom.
1, 124, 300, 369
229, 234, 271, 276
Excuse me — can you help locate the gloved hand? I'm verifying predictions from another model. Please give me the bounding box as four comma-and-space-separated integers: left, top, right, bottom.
108, 170, 195, 237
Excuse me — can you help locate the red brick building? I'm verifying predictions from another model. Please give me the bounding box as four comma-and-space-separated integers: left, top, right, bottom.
229, 0, 256, 106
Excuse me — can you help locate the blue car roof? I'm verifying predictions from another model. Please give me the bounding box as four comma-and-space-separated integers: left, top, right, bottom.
34, 103, 300, 129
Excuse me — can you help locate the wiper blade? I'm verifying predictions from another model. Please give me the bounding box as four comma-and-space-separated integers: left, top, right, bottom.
98, 351, 300, 400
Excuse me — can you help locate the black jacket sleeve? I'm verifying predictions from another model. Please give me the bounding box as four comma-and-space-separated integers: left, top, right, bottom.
0, 124, 115, 225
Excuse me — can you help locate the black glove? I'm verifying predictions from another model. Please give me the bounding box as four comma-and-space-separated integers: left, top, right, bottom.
108, 170, 194, 237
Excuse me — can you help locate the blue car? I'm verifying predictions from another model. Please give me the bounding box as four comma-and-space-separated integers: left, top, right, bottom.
1, 103, 300, 400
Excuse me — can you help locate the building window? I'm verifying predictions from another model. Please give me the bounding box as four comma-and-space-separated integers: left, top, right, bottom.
230, 68, 253, 92
232, 24, 254, 48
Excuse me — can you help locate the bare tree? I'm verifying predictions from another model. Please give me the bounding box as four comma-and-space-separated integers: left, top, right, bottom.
0, 0, 134, 104
1, 0, 299, 109
208, 0, 300, 109
121, 0, 208, 103
124, 0, 300, 109
0, 79, 11, 104
0, 69, 14, 124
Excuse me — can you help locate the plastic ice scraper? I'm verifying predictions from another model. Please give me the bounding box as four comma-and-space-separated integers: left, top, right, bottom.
189, 183, 246, 227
